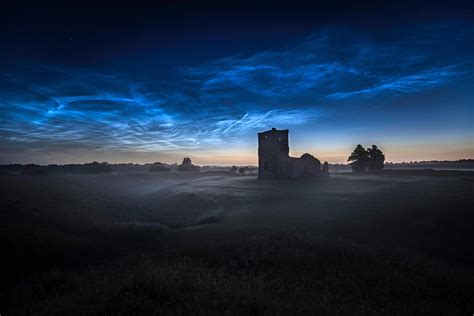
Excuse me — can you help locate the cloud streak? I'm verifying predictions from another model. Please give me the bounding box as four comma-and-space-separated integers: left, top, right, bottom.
326, 65, 466, 99
0, 66, 323, 154
0, 23, 472, 162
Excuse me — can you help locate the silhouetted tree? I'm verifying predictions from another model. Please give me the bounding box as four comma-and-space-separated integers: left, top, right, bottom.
230, 166, 238, 173
367, 145, 385, 171
182, 157, 192, 165
348, 144, 370, 173
178, 157, 200, 172
238, 167, 246, 174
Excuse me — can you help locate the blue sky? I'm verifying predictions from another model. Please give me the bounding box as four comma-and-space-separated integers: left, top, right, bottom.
0, 3, 473, 164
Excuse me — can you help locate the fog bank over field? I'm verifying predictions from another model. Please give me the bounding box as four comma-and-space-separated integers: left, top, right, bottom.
1, 170, 474, 314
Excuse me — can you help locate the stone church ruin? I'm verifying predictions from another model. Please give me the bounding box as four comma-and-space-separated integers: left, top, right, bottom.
258, 128, 328, 179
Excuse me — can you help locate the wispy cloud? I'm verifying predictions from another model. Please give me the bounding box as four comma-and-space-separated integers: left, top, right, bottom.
0, 65, 324, 154
326, 65, 466, 99
182, 28, 472, 103
0, 23, 472, 162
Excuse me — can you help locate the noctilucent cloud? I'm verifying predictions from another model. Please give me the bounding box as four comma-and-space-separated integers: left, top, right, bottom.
1, 4, 473, 165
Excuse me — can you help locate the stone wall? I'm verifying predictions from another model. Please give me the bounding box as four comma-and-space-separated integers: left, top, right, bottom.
258, 128, 325, 179
291, 154, 322, 178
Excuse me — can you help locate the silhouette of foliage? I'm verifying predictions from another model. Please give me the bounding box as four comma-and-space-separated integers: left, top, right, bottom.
230, 166, 238, 173
178, 157, 200, 172
21, 164, 49, 176
149, 162, 171, 172
348, 145, 370, 173
18, 162, 113, 174
238, 167, 247, 174
368, 145, 385, 171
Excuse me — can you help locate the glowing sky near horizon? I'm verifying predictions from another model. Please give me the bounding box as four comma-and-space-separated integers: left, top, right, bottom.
0, 4, 473, 165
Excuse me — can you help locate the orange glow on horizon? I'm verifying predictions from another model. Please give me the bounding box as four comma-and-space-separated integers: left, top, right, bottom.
6, 142, 472, 166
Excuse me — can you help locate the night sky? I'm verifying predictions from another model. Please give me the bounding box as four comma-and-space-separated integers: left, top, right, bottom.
1, 1, 473, 165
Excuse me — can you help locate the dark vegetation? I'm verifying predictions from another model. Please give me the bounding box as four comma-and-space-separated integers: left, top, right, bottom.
347, 144, 385, 172
148, 162, 171, 172
177, 157, 200, 172
330, 159, 474, 172
1, 171, 474, 314
2, 159, 471, 176
230, 166, 255, 175
367, 145, 385, 171
1, 161, 114, 175
385, 159, 474, 169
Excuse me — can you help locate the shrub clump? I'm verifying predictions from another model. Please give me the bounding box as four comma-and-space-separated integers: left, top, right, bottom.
177, 157, 200, 172
149, 162, 171, 172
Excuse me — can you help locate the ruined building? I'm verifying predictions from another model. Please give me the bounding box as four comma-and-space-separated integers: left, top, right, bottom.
258, 128, 328, 179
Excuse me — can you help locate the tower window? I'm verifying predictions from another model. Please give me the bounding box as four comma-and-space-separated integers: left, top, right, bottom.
278, 137, 281, 142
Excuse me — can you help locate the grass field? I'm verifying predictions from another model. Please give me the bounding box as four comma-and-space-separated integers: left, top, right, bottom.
1, 171, 473, 315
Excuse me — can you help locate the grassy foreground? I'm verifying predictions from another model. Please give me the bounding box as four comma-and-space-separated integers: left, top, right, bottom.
1, 172, 473, 315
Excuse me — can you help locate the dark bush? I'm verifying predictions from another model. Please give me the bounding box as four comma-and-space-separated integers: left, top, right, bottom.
177, 157, 200, 172
149, 163, 171, 172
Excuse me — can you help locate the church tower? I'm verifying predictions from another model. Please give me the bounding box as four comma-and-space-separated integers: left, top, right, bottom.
258, 128, 291, 179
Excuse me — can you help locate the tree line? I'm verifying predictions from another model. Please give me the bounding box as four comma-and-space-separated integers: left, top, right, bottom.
347, 145, 385, 172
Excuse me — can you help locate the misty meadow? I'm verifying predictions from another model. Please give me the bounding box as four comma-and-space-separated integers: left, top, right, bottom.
1, 1, 473, 315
